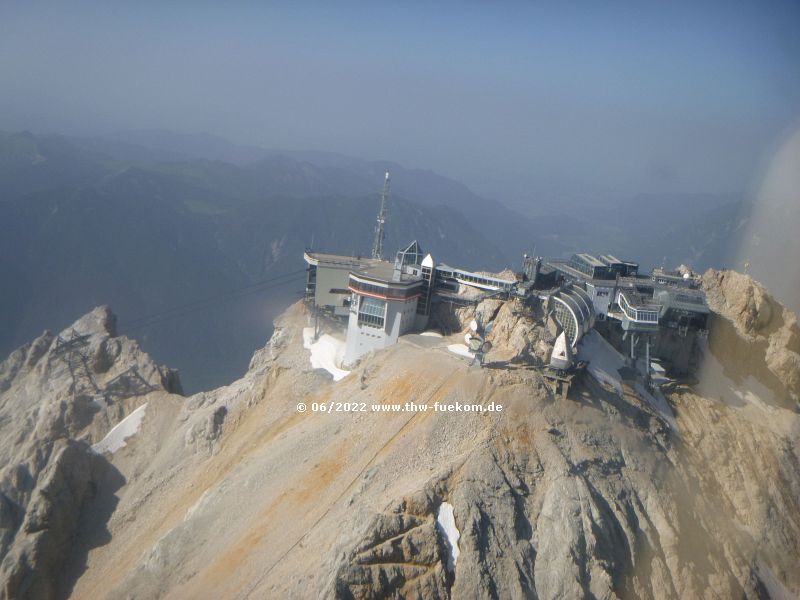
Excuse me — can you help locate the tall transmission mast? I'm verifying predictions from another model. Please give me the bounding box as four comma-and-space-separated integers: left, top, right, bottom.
371, 171, 390, 259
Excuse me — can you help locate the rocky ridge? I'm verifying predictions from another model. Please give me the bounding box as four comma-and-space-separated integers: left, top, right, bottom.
703, 269, 800, 401
0, 307, 181, 599
0, 272, 798, 599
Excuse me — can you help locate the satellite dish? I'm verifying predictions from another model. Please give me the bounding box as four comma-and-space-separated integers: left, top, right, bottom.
480, 341, 493, 353
464, 333, 473, 344
469, 320, 478, 332
468, 338, 483, 352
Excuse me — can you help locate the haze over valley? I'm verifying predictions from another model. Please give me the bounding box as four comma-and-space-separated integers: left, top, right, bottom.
0, 3, 798, 599
0, 129, 776, 391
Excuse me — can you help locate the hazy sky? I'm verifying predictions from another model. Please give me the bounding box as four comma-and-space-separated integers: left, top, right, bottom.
1, 1, 798, 203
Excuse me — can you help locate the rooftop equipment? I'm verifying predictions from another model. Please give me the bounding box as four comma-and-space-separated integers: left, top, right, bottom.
371, 172, 390, 260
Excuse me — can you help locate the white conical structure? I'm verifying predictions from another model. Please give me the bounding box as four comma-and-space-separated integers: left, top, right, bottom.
549, 331, 573, 370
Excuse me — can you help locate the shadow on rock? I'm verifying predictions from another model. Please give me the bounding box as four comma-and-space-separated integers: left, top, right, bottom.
57, 449, 126, 600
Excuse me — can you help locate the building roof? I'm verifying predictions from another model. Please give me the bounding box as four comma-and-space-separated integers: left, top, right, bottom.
304, 251, 377, 269
305, 249, 422, 285
599, 254, 637, 267
350, 260, 422, 285
618, 287, 662, 310
544, 259, 592, 281
575, 253, 606, 268
657, 288, 710, 314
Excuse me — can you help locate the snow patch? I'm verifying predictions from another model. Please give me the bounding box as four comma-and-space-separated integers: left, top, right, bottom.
447, 344, 474, 359
420, 331, 443, 338
695, 341, 779, 411
633, 381, 678, 430
436, 502, 460, 572
577, 331, 676, 428
93, 403, 147, 454
302, 328, 350, 381
577, 331, 624, 394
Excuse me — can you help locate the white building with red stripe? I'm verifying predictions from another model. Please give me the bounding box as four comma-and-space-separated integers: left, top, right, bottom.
304, 241, 433, 366
343, 253, 429, 366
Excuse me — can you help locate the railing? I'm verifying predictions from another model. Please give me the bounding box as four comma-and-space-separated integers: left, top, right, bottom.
435, 266, 515, 291
357, 313, 385, 328
618, 291, 660, 324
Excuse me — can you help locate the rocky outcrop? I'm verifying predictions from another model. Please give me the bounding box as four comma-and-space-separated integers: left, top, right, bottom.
334, 492, 451, 600
484, 299, 553, 364
0, 440, 111, 600
431, 296, 553, 365
703, 269, 800, 402
0, 307, 181, 600
2, 281, 799, 599
329, 365, 799, 599
703, 269, 783, 338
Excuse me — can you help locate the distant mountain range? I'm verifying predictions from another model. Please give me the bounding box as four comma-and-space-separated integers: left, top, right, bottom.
0, 130, 538, 391
0, 129, 750, 390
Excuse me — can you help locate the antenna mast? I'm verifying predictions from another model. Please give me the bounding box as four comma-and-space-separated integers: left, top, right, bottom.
371, 171, 390, 259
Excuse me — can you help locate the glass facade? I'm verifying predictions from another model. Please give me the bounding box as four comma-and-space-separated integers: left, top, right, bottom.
349, 277, 421, 300
416, 266, 433, 315
553, 300, 579, 347
618, 293, 659, 324
305, 265, 317, 299
396, 240, 424, 268
358, 296, 386, 328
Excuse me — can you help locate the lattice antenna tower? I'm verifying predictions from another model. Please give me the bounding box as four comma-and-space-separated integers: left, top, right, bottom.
371, 171, 390, 259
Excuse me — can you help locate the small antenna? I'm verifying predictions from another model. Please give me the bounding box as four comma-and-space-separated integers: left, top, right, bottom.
371, 172, 390, 260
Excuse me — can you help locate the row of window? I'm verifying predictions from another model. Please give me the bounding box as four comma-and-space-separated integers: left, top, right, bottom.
454, 273, 513, 289
358, 296, 386, 328
552, 303, 578, 346
349, 277, 421, 300
618, 294, 660, 323
358, 313, 385, 329
358, 313, 385, 328
567, 259, 597, 277
359, 296, 385, 316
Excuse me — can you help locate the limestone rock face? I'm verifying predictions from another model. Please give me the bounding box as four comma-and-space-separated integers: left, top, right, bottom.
0, 440, 115, 600
484, 299, 552, 364
0, 306, 181, 600
703, 269, 800, 400
703, 269, 780, 337
2, 283, 799, 599
431, 296, 552, 364
334, 497, 451, 600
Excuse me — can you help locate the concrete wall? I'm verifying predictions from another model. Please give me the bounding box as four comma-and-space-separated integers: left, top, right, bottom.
587, 282, 613, 318
395, 297, 419, 335
344, 293, 388, 366
343, 294, 420, 365
314, 265, 352, 316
